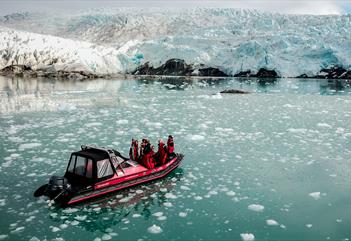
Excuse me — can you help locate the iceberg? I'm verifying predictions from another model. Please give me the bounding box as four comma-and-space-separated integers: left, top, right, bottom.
0, 8, 350, 77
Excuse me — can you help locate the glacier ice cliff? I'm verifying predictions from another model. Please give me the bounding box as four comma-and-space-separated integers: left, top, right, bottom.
0, 8, 350, 78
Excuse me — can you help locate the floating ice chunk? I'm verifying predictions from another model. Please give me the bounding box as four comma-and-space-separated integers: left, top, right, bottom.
75, 215, 87, 221
180, 185, 191, 191
71, 220, 79, 226
226, 191, 236, 196
163, 202, 173, 207
132, 214, 141, 218
147, 225, 162, 234
208, 190, 218, 195
52, 227, 60, 232
266, 219, 279, 226
194, 196, 203, 200
93, 238, 101, 241
116, 119, 129, 125
152, 212, 163, 217
187, 134, 205, 141
248, 204, 264, 212
93, 207, 101, 212
59, 224, 68, 229
101, 234, 112, 240
0, 199, 6, 207
0, 235, 9, 240
287, 128, 307, 134
85, 122, 102, 127
11, 226, 25, 234
306, 224, 313, 228
317, 123, 332, 128
309, 192, 321, 200
63, 208, 79, 214
157, 216, 167, 221
179, 212, 187, 217
135, 189, 143, 194
240, 233, 255, 241
335, 127, 345, 134
18, 143, 41, 150
165, 193, 177, 199
119, 197, 131, 203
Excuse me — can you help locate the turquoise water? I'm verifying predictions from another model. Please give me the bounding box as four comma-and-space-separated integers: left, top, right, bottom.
0, 77, 351, 241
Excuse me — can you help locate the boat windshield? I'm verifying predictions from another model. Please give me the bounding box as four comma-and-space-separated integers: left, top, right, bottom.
67, 154, 93, 179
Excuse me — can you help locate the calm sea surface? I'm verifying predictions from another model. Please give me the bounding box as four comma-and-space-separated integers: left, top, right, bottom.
0, 77, 350, 241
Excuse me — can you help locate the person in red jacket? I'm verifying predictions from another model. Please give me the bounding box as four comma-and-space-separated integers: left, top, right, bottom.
167, 135, 175, 158
129, 139, 139, 161
157, 139, 167, 165
143, 139, 154, 169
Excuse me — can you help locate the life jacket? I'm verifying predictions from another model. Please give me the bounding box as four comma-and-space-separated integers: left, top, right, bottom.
142, 144, 154, 169
158, 141, 167, 165
167, 137, 174, 154
132, 141, 138, 161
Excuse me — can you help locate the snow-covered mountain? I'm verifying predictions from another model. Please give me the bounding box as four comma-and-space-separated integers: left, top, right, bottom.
0, 8, 350, 77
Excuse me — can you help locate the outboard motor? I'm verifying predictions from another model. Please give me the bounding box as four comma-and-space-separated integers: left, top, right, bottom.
44, 176, 71, 200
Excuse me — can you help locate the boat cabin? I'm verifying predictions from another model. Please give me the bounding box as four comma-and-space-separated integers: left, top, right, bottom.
64, 145, 129, 186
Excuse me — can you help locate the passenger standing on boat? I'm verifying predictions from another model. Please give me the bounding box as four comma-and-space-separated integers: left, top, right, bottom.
167, 135, 175, 158
143, 139, 154, 169
157, 139, 167, 165
140, 139, 146, 159
129, 139, 139, 161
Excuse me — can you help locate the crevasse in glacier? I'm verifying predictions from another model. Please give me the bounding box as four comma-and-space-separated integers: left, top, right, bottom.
0, 8, 350, 77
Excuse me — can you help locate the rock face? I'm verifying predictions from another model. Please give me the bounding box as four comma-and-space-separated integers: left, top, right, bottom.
234, 68, 279, 78
296, 67, 351, 79
220, 89, 250, 94
315, 67, 351, 79
132, 59, 228, 77
0, 65, 102, 80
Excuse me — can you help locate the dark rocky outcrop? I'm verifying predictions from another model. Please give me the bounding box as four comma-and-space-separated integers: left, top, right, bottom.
220, 89, 250, 94
198, 67, 228, 77
316, 67, 351, 79
133, 59, 192, 76
254, 68, 278, 78
133, 59, 228, 77
234, 68, 278, 78
296, 67, 351, 79
234, 70, 252, 77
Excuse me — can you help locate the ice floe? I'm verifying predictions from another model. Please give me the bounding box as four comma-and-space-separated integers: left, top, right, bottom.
240, 233, 255, 241
147, 225, 162, 234
266, 219, 279, 226
248, 204, 264, 212
309, 192, 321, 200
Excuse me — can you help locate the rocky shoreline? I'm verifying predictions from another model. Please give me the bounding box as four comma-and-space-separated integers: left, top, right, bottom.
1, 59, 351, 80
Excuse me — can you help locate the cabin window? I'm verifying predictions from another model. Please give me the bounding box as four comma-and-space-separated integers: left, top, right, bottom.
75, 156, 87, 176
67, 155, 93, 179
97, 159, 114, 179
86, 159, 93, 178
67, 155, 76, 172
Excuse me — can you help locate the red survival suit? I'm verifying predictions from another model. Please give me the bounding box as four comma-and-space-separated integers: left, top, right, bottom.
142, 142, 154, 169
157, 140, 167, 165
129, 139, 139, 161
167, 135, 174, 156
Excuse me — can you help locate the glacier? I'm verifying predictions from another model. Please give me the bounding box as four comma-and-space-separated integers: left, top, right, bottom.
0, 8, 350, 77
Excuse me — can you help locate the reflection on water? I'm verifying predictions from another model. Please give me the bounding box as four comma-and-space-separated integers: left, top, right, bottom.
49, 170, 183, 233
0, 76, 124, 113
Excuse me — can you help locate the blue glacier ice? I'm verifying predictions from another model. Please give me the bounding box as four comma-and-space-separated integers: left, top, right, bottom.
0, 8, 350, 76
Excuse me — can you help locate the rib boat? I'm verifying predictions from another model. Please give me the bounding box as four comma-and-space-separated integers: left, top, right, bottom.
34, 145, 184, 206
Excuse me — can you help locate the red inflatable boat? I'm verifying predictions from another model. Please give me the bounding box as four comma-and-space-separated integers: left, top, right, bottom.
34, 144, 184, 206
